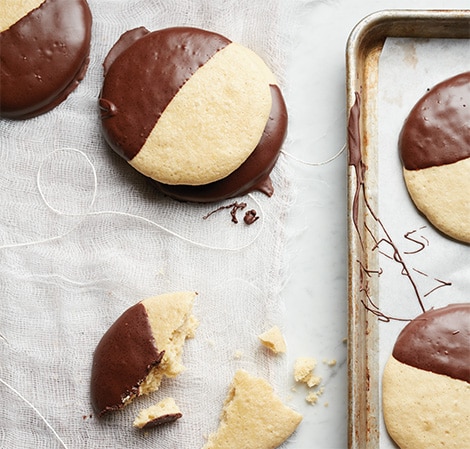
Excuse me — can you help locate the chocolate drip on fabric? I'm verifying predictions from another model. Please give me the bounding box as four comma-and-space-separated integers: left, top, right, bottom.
393, 303, 470, 383
90, 303, 164, 416
99, 27, 231, 161
399, 71, 470, 170
0, 0, 92, 119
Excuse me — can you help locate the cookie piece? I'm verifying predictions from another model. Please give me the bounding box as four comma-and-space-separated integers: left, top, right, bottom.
99, 27, 287, 202
294, 357, 321, 388
133, 397, 182, 429
399, 72, 470, 243
258, 326, 286, 354
0, 0, 92, 119
90, 292, 198, 417
202, 369, 302, 449
382, 303, 470, 449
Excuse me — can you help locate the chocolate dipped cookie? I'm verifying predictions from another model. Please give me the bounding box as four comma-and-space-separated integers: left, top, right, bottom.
382, 303, 470, 449
90, 292, 198, 417
99, 27, 287, 202
0, 0, 92, 119
399, 72, 470, 243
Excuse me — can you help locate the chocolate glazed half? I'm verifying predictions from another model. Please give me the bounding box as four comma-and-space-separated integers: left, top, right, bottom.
0, 0, 92, 119
90, 302, 164, 417
399, 71, 470, 170
393, 303, 470, 383
99, 27, 231, 161
154, 84, 288, 202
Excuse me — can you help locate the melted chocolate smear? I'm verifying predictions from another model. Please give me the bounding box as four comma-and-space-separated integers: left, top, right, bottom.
347, 92, 452, 321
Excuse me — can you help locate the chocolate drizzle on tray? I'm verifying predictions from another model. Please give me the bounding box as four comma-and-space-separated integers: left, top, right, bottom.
348, 92, 452, 322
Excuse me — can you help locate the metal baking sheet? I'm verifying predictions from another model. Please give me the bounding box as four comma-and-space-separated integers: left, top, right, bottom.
345, 9, 470, 449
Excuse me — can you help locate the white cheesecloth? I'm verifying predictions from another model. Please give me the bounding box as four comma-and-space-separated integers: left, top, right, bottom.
0, 0, 310, 448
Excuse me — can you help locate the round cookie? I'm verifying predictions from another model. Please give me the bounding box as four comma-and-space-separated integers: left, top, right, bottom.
90, 292, 198, 417
382, 303, 470, 449
399, 72, 470, 243
99, 27, 287, 202
0, 0, 92, 119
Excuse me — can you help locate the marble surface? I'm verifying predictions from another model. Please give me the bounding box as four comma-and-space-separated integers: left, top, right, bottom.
281, 0, 468, 448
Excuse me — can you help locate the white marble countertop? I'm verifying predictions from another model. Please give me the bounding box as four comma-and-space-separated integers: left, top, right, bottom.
281, 1, 468, 447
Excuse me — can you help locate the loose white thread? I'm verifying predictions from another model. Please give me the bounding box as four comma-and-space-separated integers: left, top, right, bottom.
0, 148, 265, 252
0, 378, 69, 449
36, 148, 98, 216
281, 142, 346, 166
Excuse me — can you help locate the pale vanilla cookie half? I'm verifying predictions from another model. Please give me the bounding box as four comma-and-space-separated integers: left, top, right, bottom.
0, 0, 92, 119
399, 72, 470, 243
90, 292, 198, 417
0, 0, 44, 32
99, 27, 288, 202
203, 369, 302, 449
382, 303, 470, 449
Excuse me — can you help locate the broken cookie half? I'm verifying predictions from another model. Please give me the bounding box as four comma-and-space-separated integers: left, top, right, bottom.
133, 397, 182, 429
203, 369, 302, 449
90, 291, 198, 417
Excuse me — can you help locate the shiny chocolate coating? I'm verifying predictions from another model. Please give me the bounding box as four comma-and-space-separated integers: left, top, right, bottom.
99, 27, 231, 161
154, 84, 287, 202
0, 0, 92, 119
399, 72, 470, 170
90, 302, 163, 416
100, 27, 287, 202
393, 303, 470, 383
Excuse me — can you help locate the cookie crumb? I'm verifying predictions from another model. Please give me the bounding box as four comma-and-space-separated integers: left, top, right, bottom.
323, 358, 337, 367
305, 391, 319, 405
258, 326, 287, 354
294, 357, 321, 388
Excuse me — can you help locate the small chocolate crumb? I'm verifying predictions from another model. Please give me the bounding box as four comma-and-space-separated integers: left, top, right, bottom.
244, 209, 259, 225
230, 202, 247, 223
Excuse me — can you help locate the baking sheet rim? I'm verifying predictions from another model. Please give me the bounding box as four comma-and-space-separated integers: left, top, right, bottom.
345, 8, 470, 449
